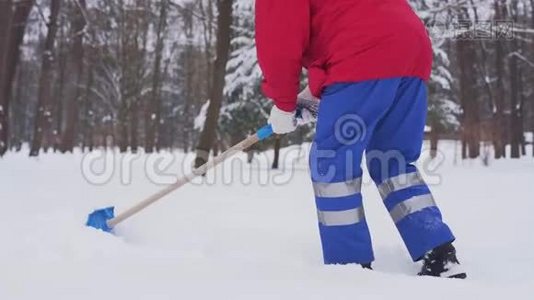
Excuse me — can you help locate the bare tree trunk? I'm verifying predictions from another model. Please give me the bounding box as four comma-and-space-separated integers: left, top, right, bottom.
518, 66, 526, 156
194, 0, 233, 168
81, 48, 95, 151
145, 0, 167, 153
54, 16, 68, 151
10, 63, 25, 151
60, 0, 86, 153
430, 125, 439, 159
461, 135, 467, 160
493, 0, 507, 158
0, 0, 12, 65
117, 106, 129, 152
471, 0, 500, 159
247, 150, 254, 164
457, 38, 480, 159
0, 0, 33, 156
531, 0, 534, 158
272, 135, 281, 169
508, 2, 521, 158
199, 0, 215, 94
181, 6, 194, 153
130, 101, 139, 153
0, 0, 13, 156
30, 0, 61, 156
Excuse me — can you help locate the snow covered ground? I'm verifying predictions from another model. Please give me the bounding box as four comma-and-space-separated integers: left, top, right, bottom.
1, 141, 533, 300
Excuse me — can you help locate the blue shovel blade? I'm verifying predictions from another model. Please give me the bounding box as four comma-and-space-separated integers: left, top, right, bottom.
86, 207, 115, 233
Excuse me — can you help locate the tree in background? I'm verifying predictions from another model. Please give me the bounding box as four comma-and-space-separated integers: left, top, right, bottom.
0, 0, 34, 156
194, 0, 234, 168
0, 0, 531, 161
413, 0, 461, 157
145, 0, 169, 153
59, 0, 87, 153
30, 0, 61, 156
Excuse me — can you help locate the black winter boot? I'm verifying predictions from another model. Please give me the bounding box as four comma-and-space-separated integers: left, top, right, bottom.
418, 243, 466, 279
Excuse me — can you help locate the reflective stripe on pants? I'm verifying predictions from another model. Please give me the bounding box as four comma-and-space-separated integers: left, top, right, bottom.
313, 177, 362, 198
389, 194, 437, 223
378, 171, 425, 200
317, 207, 365, 226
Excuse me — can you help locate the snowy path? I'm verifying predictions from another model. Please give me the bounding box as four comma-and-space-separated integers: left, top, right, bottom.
1, 142, 533, 299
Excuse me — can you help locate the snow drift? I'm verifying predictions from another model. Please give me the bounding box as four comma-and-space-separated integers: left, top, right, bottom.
0, 142, 533, 299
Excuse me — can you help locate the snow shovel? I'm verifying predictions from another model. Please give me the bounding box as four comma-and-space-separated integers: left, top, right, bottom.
86, 97, 319, 233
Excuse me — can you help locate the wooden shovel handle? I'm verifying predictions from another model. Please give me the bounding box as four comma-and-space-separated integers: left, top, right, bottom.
107, 127, 271, 228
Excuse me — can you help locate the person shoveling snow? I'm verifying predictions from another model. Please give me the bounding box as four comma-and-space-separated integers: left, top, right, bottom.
256, 0, 466, 279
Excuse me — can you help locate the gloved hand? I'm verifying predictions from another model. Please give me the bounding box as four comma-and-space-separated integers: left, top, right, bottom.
297, 85, 320, 103
268, 86, 320, 134
268, 105, 297, 134
296, 86, 320, 126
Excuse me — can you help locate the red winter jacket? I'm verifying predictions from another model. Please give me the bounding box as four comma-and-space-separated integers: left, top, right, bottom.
255, 0, 433, 112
